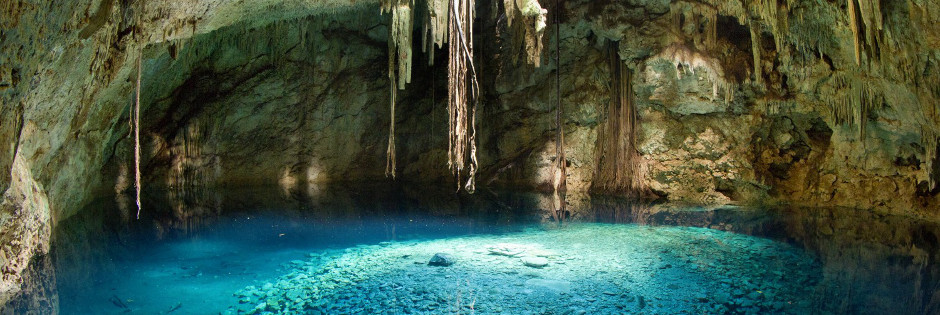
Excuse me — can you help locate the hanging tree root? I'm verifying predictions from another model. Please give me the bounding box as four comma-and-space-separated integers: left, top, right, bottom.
551, 0, 566, 195
593, 41, 648, 196
448, 0, 481, 192
134, 49, 142, 218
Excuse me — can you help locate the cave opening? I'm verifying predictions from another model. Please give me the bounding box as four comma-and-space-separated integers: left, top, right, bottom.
2, 0, 940, 314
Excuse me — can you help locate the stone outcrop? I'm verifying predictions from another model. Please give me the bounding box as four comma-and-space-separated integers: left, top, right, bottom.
2, 0, 939, 308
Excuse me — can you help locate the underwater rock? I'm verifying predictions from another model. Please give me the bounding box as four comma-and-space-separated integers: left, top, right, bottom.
487, 243, 527, 257
522, 256, 549, 268
427, 253, 455, 267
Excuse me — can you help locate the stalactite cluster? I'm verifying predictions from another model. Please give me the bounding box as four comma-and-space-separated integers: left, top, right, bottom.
379, 0, 499, 191
422, 0, 449, 65
825, 72, 883, 136
503, 0, 548, 66
657, 44, 736, 103
745, 0, 794, 85
685, 0, 938, 179
845, 0, 884, 66
750, 0, 795, 50
593, 42, 647, 195
667, 3, 736, 100
924, 130, 938, 191
383, 0, 415, 90
670, 2, 720, 51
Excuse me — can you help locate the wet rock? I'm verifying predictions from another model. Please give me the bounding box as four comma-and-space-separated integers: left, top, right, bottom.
522, 257, 549, 268
488, 243, 527, 257
428, 253, 455, 267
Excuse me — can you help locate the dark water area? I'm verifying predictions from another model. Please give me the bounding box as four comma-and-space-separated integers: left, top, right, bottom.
6, 185, 940, 314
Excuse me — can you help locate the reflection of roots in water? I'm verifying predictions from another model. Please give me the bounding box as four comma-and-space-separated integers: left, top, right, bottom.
162, 185, 222, 236
583, 196, 659, 224
537, 191, 571, 226
781, 207, 940, 314
161, 122, 223, 235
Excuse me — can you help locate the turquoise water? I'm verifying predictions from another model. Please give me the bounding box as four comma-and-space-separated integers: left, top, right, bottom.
23, 187, 940, 314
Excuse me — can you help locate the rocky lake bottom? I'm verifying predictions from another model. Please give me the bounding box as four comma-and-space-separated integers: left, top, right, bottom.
231, 224, 818, 315
33, 188, 940, 314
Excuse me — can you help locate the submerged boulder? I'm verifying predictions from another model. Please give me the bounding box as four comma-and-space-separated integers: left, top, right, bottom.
428, 253, 455, 267
487, 243, 527, 257
522, 256, 549, 268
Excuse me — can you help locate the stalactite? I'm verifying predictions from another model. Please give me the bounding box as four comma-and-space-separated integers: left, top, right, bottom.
384, 1, 415, 89
503, 0, 548, 66
825, 72, 883, 136
447, 0, 480, 192
423, 0, 449, 65
923, 129, 938, 191
845, 0, 885, 66
749, 0, 791, 51
672, 2, 719, 52
657, 44, 736, 103
749, 21, 763, 85
848, 0, 861, 66
704, 7, 718, 50
594, 42, 647, 195
381, 0, 415, 178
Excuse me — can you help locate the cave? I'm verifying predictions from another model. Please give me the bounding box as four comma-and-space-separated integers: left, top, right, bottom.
2, 0, 940, 314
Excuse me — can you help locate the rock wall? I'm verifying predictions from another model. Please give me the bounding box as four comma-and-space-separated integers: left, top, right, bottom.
483, 0, 940, 216
2, 0, 940, 308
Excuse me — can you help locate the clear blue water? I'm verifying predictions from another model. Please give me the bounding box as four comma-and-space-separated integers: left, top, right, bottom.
11, 187, 940, 314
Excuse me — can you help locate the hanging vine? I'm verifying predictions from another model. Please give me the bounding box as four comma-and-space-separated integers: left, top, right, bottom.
381, 0, 415, 178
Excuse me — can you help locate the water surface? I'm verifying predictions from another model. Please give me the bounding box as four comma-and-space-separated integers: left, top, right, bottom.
11, 186, 940, 314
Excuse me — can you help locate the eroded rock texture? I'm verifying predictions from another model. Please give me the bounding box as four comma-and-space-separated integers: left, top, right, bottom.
1, 0, 939, 308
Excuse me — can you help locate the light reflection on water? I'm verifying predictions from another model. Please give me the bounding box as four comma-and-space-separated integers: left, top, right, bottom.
4, 186, 940, 314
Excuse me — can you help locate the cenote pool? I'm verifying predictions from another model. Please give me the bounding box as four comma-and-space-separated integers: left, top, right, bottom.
33, 187, 940, 314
